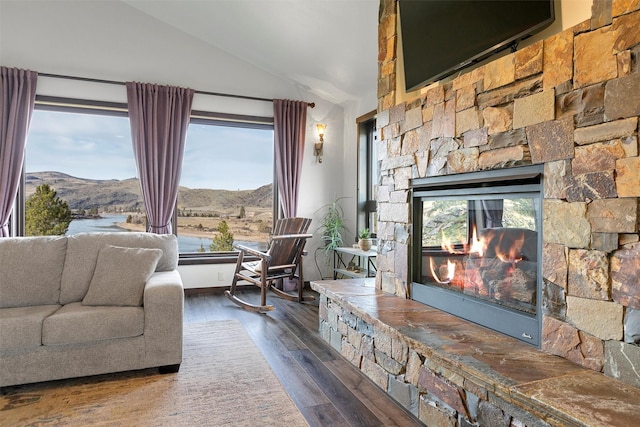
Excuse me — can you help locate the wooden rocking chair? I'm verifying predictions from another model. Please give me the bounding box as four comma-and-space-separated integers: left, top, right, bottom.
224, 217, 313, 312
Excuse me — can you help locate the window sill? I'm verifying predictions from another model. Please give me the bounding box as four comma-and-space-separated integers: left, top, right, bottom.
178, 253, 258, 266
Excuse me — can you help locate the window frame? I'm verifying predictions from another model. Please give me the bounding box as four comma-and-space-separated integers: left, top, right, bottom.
15, 96, 277, 265
176, 111, 276, 261
356, 110, 377, 237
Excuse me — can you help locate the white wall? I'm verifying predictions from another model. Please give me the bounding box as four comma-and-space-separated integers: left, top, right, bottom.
0, 0, 371, 286
301, 94, 378, 280
178, 263, 239, 289
535, 0, 594, 41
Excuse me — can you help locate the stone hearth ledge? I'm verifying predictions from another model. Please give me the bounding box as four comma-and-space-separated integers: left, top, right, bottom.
311, 278, 640, 426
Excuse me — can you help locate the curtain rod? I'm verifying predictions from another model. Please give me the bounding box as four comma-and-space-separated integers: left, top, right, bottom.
37, 72, 315, 108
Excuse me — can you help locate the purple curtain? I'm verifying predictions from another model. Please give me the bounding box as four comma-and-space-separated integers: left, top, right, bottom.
0, 67, 37, 237
126, 82, 194, 234
273, 99, 307, 218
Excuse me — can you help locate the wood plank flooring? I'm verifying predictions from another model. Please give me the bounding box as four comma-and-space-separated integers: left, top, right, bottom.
185, 288, 423, 427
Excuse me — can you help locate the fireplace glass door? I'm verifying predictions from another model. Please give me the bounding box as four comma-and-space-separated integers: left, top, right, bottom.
411, 167, 542, 345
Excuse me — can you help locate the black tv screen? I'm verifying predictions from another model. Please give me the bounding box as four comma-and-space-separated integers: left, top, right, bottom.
399, 0, 555, 91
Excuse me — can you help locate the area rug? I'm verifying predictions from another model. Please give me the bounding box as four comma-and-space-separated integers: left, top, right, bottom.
0, 320, 309, 426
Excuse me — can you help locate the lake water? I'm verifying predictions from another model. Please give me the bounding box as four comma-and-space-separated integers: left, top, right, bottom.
67, 214, 262, 253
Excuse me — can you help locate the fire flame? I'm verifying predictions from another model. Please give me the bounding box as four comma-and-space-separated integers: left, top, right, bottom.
469, 226, 485, 257
426, 226, 536, 309
440, 231, 464, 254
495, 232, 525, 264
429, 257, 456, 284
466, 227, 525, 263
429, 227, 528, 287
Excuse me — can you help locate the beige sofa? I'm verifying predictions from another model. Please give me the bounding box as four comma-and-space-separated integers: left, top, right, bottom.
0, 232, 184, 387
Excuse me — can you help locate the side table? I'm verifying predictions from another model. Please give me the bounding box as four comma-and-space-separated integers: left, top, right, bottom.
333, 246, 377, 279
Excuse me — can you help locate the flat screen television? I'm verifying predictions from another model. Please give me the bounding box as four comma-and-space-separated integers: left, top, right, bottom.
399, 0, 555, 91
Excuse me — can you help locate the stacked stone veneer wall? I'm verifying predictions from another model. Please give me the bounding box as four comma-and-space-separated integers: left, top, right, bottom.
318, 294, 551, 426
375, 0, 639, 388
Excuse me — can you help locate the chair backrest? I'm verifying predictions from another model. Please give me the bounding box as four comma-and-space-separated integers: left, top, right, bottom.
267, 217, 312, 270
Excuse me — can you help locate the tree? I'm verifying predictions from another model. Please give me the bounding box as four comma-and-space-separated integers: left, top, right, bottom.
25, 184, 72, 236
238, 205, 246, 219
209, 220, 234, 252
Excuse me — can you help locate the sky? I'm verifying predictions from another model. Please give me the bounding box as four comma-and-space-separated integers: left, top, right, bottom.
26, 110, 274, 191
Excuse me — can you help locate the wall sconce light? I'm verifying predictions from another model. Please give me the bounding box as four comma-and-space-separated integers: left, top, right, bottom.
315, 123, 326, 163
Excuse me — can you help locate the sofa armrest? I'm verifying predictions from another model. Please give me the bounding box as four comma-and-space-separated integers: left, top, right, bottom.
143, 270, 184, 366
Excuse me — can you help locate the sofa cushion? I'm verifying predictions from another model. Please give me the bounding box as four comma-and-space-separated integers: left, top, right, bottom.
42, 302, 144, 345
0, 305, 61, 351
82, 245, 162, 307
60, 232, 178, 304
0, 236, 67, 308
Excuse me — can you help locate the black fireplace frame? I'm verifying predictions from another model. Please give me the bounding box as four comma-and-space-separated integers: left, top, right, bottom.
410, 165, 544, 346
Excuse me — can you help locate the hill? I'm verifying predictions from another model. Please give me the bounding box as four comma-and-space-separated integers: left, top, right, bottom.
25, 171, 273, 214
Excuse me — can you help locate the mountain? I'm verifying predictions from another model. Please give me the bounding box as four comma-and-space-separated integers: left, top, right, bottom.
177, 184, 272, 212
25, 171, 273, 213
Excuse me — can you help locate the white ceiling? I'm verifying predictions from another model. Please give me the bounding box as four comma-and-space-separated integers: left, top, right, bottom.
123, 0, 380, 105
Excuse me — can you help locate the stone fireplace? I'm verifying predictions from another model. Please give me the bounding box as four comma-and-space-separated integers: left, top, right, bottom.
312, 2, 640, 424
375, 0, 640, 386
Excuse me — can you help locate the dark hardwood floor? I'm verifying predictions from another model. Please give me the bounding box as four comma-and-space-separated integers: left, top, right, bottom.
185, 287, 423, 427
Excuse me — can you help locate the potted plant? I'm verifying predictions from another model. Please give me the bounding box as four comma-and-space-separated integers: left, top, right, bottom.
317, 198, 346, 256
358, 228, 373, 251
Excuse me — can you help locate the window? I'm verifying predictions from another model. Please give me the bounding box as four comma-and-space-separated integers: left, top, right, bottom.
23, 107, 137, 237
18, 100, 275, 257
356, 112, 377, 235
421, 200, 468, 247
420, 198, 538, 249
176, 121, 274, 254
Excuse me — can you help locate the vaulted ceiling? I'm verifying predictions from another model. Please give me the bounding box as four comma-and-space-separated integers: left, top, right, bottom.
123, 0, 380, 105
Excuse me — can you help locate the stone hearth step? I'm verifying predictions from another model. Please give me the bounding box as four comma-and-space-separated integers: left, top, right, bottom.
311, 278, 640, 427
